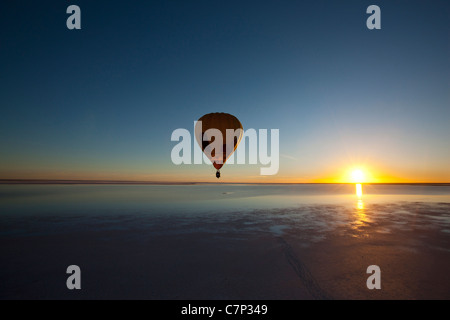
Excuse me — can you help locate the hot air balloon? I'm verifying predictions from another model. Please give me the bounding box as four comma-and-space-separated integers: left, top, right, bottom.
195, 113, 243, 178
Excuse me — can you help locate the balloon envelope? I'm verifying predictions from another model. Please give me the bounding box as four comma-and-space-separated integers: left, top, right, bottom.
195, 113, 243, 170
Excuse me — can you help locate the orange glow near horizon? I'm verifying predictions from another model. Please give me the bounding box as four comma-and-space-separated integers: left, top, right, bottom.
1, 162, 449, 184
314, 166, 379, 183
310, 159, 450, 184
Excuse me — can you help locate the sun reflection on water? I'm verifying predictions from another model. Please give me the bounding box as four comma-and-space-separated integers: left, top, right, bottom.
356, 183, 363, 198
352, 183, 370, 237
357, 199, 364, 210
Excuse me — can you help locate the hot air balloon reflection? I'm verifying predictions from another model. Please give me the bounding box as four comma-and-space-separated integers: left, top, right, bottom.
195, 113, 243, 178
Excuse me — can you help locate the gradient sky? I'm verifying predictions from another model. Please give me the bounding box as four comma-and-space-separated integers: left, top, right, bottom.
1, 0, 449, 183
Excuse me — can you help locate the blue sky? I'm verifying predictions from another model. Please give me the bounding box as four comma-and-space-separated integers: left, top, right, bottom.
1, 1, 449, 182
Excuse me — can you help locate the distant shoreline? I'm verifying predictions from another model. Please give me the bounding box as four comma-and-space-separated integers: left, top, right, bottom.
0, 179, 449, 186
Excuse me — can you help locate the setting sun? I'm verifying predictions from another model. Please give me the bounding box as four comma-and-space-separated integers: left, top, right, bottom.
314, 165, 381, 184
351, 169, 366, 183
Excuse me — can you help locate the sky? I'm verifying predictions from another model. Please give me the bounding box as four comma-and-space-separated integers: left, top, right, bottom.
0, 0, 449, 183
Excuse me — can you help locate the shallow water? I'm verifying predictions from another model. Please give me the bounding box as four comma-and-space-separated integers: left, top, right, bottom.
1, 183, 449, 214
0, 184, 449, 239
1, 184, 449, 299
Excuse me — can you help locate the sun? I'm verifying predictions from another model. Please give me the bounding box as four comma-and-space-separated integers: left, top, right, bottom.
351, 169, 365, 183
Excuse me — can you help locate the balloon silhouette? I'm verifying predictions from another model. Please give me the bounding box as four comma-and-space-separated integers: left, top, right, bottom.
195, 113, 243, 178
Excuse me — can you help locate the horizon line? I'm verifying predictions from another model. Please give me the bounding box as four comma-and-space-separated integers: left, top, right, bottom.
1, 179, 449, 186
